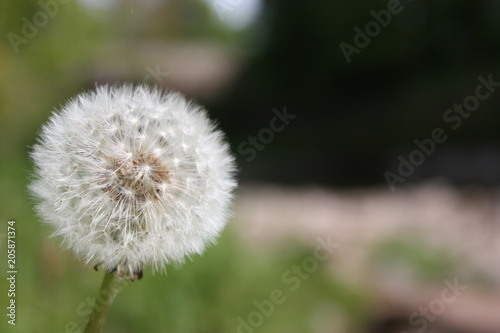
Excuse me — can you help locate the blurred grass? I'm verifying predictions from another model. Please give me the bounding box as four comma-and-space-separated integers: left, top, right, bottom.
370, 238, 457, 281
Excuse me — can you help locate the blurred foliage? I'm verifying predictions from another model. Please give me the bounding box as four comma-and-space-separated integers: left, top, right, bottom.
214, 0, 500, 186
370, 237, 456, 281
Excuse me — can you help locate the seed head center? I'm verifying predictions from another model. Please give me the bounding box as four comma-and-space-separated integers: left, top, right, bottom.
105, 152, 169, 202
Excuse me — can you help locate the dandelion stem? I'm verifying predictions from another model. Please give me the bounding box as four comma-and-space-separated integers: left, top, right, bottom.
83, 270, 121, 333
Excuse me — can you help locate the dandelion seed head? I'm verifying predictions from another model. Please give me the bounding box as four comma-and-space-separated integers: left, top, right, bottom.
29, 85, 237, 276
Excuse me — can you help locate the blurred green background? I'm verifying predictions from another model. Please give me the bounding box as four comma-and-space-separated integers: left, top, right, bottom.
2, 0, 500, 332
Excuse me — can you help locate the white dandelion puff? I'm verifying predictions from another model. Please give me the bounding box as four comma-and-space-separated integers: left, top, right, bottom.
29, 85, 237, 278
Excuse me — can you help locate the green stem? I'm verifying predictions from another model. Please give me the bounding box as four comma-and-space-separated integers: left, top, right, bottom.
83, 270, 121, 333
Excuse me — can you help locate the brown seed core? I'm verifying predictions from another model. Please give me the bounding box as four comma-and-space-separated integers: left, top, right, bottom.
104, 152, 169, 202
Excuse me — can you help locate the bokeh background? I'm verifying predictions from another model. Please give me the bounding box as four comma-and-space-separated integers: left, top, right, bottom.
2, 0, 500, 332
